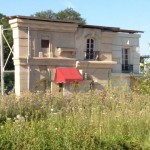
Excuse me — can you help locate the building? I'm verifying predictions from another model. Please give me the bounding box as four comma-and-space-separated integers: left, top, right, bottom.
8, 16, 143, 95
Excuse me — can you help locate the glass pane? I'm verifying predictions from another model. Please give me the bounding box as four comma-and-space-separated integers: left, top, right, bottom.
86, 52, 89, 59
91, 39, 94, 43
125, 49, 128, 54
90, 48, 93, 52
41, 40, 49, 48
125, 60, 128, 64
90, 53, 94, 59
87, 44, 89, 48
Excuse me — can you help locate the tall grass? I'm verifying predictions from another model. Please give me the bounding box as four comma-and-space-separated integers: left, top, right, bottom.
0, 88, 149, 149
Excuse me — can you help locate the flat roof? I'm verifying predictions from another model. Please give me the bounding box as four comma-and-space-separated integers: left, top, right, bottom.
8, 15, 79, 24
79, 25, 144, 34
8, 15, 144, 34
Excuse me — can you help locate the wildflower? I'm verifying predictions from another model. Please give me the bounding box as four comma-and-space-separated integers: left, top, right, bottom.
0, 125, 4, 129
51, 108, 54, 112
14, 114, 25, 123
16, 114, 21, 119
79, 107, 82, 111
6, 118, 11, 121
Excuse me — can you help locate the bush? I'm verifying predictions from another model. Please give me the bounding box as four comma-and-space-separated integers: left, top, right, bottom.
0, 89, 149, 149
131, 73, 150, 95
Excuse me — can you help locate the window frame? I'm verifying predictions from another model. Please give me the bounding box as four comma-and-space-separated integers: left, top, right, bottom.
122, 48, 129, 65
122, 48, 132, 72
86, 38, 94, 60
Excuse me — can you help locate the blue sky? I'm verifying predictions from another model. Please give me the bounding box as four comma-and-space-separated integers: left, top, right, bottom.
0, 0, 150, 55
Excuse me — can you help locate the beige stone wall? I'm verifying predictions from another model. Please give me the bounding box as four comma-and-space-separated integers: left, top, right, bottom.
29, 65, 49, 91
9, 17, 141, 95
33, 31, 76, 58
9, 18, 78, 95
14, 65, 28, 95
111, 74, 131, 91
75, 28, 102, 60
81, 68, 111, 90
112, 33, 141, 73
75, 29, 117, 61
12, 27, 29, 58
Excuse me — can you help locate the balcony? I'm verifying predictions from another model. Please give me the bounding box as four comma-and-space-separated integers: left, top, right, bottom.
84, 51, 101, 60
122, 64, 133, 73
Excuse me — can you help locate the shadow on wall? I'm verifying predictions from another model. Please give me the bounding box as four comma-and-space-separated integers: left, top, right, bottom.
100, 53, 107, 61
34, 78, 50, 92
93, 82, 104, 90
33, 79, 105, 94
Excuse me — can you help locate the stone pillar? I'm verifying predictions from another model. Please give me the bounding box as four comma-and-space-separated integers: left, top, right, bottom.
14, 64, 28, 95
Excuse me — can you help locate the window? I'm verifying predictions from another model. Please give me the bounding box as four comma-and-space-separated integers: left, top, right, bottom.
122, 48, 128, 64
41, 39, 49, 48
86, 39, 94, 59
122, 48, 133, 72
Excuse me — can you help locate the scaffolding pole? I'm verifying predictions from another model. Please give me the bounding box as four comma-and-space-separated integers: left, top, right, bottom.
0, 25, 4, 95
27, 27, 30, 91
0, 25, 14, 95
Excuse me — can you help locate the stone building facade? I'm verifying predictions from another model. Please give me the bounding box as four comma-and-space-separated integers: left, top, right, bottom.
8, 16, 143, 95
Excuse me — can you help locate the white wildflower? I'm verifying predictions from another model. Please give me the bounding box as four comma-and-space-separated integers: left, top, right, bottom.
55, 128, 58, 131
15, 114, 25, 123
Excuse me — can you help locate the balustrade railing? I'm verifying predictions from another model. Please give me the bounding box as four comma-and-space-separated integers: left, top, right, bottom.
84, 51, 101, 60
122, 64, 133, 73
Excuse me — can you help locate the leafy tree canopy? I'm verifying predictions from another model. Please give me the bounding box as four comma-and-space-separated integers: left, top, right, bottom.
56, 8, 86, 24
0, 13, 13, 70
31, 10, 56, 20
0, 13, 10, 28
32, 8, 86, 24
0, 13, 14, 89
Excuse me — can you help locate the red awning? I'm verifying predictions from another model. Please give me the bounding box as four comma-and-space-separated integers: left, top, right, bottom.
54, 68, 83, 83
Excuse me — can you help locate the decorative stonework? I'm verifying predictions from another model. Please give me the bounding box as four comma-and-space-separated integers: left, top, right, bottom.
76, 60, 117, 69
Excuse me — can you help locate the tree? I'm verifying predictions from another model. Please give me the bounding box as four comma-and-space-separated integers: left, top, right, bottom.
0, 13, 13, 70
32, 8, 86, 25
0, 13, 14, 90
31, 10, 56, 19
56, 8, 86, 24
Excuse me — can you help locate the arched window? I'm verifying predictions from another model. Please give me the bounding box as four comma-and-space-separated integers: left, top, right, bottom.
86, 39, 94, 59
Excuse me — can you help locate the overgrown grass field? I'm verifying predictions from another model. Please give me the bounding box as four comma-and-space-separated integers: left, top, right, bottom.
0, 88, 150, 149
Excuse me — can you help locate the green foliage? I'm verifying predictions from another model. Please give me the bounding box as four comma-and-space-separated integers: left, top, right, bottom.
32, 8, 86, 24
0, 13, 10, 28
0, 89, 149, 149
0, 13, 14, 90
131, 72, 150, 95
31, 9, 56, 19
4, 72, 14, 92
0, 13, 14, 70
56, 8, 86, 24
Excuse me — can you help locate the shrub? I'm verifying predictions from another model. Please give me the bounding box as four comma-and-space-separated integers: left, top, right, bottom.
0, 89, 149, 149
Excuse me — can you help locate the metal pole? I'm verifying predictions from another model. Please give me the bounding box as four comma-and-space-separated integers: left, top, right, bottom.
27, 27, 30, 91
0, 25, 4, 95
